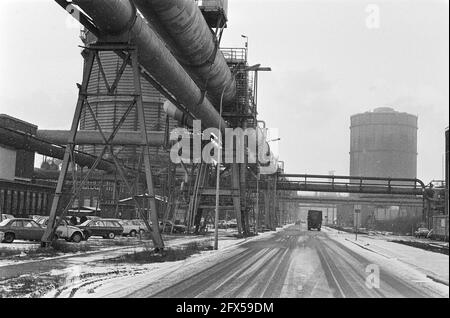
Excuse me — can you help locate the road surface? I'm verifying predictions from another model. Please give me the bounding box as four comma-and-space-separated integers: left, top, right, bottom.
128, 225, 446, 298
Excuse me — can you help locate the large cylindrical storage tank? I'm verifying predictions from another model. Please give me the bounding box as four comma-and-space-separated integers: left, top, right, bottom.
346, 107, 421, 232
350, 107, 418, 179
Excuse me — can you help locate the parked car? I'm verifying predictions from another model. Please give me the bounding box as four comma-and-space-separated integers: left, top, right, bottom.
0, 218, 45, 243
0, 214, 14, 222
218, 220, 228, 229
86, 216, 101, 221
29, 215, 44, 222
65, 216, 81, 226
163, 220, 187, 233
77, 219, 124, 240
130, 219, 150, 234
103, 219, 141, 237
38, 217, 84, 243
227, 219, 238, 228
415, 227, 430, 238
0, 231, 4, 242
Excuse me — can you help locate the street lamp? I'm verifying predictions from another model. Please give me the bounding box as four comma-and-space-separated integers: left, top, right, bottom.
241, 34, 248, 47
241, 35, 248, 60
214, 63, 272, 248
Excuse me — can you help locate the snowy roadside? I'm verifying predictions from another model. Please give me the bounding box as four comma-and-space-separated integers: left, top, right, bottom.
323, 226, 450, 289
43, 228, 283, 298
0, 236, 148, 267
60, 227, 287, 298
1, 228, 282, 298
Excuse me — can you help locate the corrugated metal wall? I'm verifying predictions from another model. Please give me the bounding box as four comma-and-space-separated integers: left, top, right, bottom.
79, 51, 178, 169
0, 179, 66, 217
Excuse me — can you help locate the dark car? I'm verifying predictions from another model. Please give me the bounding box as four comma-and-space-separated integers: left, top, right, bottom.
163, 220, 187, 234
0, 218, 45, 243
77, 219, 124, 239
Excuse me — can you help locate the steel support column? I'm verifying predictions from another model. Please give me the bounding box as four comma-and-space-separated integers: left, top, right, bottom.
41, 50, 96, 244
264, 190, 270, 229
41, 44, 164, 250
255, 172, 260, 234
131, 48, 164, 249
232, 163, 243, 235
240, 163, 249, 235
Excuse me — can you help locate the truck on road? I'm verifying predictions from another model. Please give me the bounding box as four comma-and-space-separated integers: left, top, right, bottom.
308, 210, 322, 231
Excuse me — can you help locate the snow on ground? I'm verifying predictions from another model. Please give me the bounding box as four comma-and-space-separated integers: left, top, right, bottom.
0, 226, 286, 298
0, 233, 212, 268
322, 227, 449, 296
43, 229, 282, 298
0, 241, 39, 251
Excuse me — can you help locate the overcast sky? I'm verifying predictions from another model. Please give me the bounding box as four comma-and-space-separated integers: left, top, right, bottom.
0, 0, 448, 183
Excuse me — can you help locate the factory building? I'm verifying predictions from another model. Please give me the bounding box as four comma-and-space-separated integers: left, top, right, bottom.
0, 115, 67, 217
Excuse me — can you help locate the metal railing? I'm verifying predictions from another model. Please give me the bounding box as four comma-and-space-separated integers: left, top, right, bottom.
249, 174, 426, 196
221, 48, 246, 63
195, 0, 228, 12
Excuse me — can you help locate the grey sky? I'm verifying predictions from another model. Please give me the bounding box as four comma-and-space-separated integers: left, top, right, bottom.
0, 0, 448, 183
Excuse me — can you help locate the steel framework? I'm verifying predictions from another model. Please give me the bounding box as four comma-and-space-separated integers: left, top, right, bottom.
41, 43, 164, 250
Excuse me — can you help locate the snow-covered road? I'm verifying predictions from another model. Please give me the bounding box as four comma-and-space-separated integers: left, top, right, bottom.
134, 225, 448, 298
1, 225, 448, 298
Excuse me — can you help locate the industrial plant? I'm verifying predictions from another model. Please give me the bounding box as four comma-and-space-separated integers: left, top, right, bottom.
0, 0, 448, 300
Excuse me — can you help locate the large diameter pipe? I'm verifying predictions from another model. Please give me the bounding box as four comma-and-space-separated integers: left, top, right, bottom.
0, 127, 115, 172
66, 0, 276, 173
36, 130, 166, 146
163, 100, 194, 127
72, 0, 227, 131
133, 0, 236, 106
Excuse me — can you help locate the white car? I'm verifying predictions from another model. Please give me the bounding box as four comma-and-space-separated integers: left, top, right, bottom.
0, 214, 14, 222
131, 219, 151, 234
38, 217, 84, 243
103, 219, 142, 237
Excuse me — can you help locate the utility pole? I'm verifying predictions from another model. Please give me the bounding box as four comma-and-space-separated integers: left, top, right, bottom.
255, 167, 260, 235
354, 204, 361, 241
